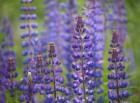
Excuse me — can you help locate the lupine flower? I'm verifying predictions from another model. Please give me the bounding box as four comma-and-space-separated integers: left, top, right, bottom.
127, 49, 136, 72
43, 0, 74, 64
19, 0, 38, 76
43, 0, 77, 73
115, 0, 127, 44
43, 0, 61, 53
68, 0, 78, 15
45, 43, 70, 103
34, 52, 47, 95
29, 30, 48, 95
107, 0, 127, 44
71, 16, 96, 103
19, 0, 38, 102
43, 0, 67, 99
3, 51, 18, 96
59, 0, 78, 92
108, 31, 130, 103
0, 91, 5, 103
84, 0, 105, 102
0, 17, 14, 48
59, 0, 78, 73
32, 29, 48, 95
0, 18, 9, 103
43, 1, 78, 96
0, 17, 18, 100
19, 72, 36, 103
0, 45, 6, 103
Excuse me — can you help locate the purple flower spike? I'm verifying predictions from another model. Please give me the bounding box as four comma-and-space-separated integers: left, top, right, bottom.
43, 0, 61, 49
0, 48, 6, 103
0, 17, 14, 48
108, 31, 130, 103
58, 1, 79, 95
19, 72, 37, 103
59, 0, 78, 71
70, 16, 96, 103
19, 0, 40, 102
43, 0, 78, 71
43, 1, 78, 96
0, 17, 18, 98
107, 0, 128, 44
44, 43, 70, 102
84, 0, 105, 102
19, 0, 39, 74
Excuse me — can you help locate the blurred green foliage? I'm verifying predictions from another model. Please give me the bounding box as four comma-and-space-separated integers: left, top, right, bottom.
0, 0, 140, 103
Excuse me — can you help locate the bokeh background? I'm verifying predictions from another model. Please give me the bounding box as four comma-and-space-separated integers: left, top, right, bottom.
0, 0, 140, 103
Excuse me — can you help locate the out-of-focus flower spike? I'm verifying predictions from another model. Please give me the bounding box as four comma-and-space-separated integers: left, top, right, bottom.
106, 0, 127, 44
84, 0, 105, 102
68, 0, 78, 16
0, 46, 6, 103
0, 17, 14, 48
127, 49, 136, 72
59, 0, 78, 70
43, 0, 59, 44
43, 0, 77, 65
58, 0, 78, 90
0, 17, 18, 98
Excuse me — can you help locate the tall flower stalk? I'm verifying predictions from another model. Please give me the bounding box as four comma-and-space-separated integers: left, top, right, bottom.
20, 0, 38, 73
19, 0, 38, 102
84, 0, 105, 102
45, 43, 69, 103
71, 16, 95, 103
43, 1, 78, 95
108, 31, 130, 103
59, 0, 78, 92
59, 0, 78, 72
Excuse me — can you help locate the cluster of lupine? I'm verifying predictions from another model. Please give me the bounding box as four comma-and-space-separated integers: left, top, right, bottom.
0, 0, 131, 103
